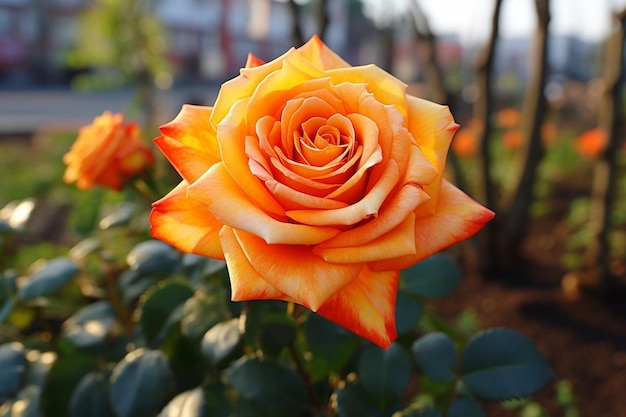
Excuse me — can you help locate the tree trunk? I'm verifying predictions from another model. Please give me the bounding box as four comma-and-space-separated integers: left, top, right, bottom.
491, 0, 551, 273
584, 8, 626, 290
288, 0, 304, 46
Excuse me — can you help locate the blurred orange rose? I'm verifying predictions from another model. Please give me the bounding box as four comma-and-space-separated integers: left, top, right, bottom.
575, 128, 606, 159
452, 118, 482, 157
63, 111, 154, 191
150, 36, 494, 348
496, 108, 521, 128
503, 129, 524, 150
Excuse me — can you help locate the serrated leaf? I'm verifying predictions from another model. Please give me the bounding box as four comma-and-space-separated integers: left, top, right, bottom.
461, 328, 554, 401
358, 343, 411, 409
63, 301, 117, 349
334, 380, 382, 417
201, 319, 241, 366
17, 258, 79, 301
304, 313, 357, 381
158, 387, 205, 417
0, 342, 26, 401
447, 397, 485, 417
69, 371, 114, 417
412, 332, 457, 382
127, 240, 180, 277
109, 349, 176, 417
138, 281, 194, 345
402, 254, 461, 298
225, 356, 309, 417
395, 290, 423, 335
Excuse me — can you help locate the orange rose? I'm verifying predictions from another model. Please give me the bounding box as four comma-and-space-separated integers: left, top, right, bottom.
63, 111, 154, 191
150, 36, 494, 348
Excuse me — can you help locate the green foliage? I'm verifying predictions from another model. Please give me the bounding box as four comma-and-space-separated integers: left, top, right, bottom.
0, 144, 556, 417
65, 0, 171, 91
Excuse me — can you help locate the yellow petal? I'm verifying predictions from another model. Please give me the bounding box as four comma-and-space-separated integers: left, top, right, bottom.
217, 98, 286, 218
187, 163, 341, 245
316, 266, 399, 349
405, 95, 458, 172
296, 34, 351, 70
150, 181, 224, 259
159, 105, 220, 160
232, 229, 363, 311
368, 179, 495, 271
313, 213, 417, 263
329, 65, 409, 121
219, 226, 292, 302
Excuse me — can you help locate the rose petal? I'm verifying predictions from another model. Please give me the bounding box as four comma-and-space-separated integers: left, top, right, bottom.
286, 159, 399, 226
316, 183, 430, 248
296, 34, 351, 70
313, 212, 417, 263
368, 179, 496, 271
187, 163, 341, 245
150, 181, 224, 259
231, 228, 363, 311
316, 266, 399, 349
158, 105, 221, 182
329, 65, 409, 121
219, 226, 292, 302
264, 178, 349, 210
217, 98, 286, 218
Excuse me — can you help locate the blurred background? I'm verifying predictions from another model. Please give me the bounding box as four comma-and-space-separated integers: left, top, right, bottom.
1, 0, 626, 415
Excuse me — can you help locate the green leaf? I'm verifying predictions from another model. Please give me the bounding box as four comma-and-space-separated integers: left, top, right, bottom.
126, 240, 180, 277
334, 380, 382, 417
68, 238, 101, 262
257, 313, 297, 357
357, 343, 411, 410
117, 270, 156, 306
0, 298, 14, 323
395, 290, 423, 335
109, 349, 176, 417
201, 319, 241, 366
461, 328, 554, 401
181, 285, 230, 341
138, 281, 194, 345
225, 356, 309, 417
393, 403, 443, 417
0, 342, 26, 401
69, 371, 115, 417
17, 257, 80, 301
40, 353, 97, 417
3, 385, 41, 417
402, 254, 461, 298
158, 387, 205, 417
0, 199, 36, 233
99, 202, 136, 229
23, 350, 57, 390
304, 313, 357, 381
412, 332, 457, 382
62, 301, 117, 349
447, 397, 486, 417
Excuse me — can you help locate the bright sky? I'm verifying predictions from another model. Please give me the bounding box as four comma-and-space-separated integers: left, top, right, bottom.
361, 0, 626, 43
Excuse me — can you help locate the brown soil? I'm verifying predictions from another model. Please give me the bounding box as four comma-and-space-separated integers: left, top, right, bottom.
435, 222, 626, 417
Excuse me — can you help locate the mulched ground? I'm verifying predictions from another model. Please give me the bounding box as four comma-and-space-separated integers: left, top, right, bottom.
435, 222, 626, 417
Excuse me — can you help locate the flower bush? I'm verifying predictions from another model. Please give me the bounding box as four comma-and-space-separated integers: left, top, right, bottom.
0, 37, 555, 417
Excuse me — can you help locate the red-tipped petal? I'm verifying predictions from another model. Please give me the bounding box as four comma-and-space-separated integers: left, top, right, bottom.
317, 267, 399, 349
150, 181, 224, 259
